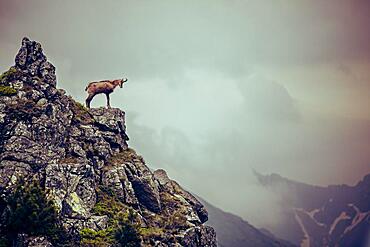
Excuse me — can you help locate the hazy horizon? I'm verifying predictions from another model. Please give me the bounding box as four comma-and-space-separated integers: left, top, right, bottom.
1, 0, 369, 228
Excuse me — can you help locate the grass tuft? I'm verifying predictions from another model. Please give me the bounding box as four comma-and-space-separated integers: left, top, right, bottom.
80, 185, 142, 246
0, 85, 17, 96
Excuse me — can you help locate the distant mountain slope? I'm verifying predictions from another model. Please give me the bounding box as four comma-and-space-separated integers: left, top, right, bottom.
255, 172, 370, 247
198, 197, 297, 247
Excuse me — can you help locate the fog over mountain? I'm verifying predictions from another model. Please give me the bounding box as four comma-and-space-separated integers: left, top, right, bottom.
1, 0, 370, 229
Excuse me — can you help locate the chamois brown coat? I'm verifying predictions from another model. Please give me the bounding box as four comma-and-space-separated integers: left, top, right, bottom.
85, 78, 127, 108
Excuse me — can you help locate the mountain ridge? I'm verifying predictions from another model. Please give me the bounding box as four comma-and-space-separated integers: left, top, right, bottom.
255, 171, 370, 247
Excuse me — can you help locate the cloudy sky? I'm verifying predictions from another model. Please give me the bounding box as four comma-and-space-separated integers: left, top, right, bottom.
1, 0, 369, 227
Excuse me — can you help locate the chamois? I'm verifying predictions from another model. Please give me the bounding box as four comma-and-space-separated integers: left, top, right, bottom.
85, 78, 127, 108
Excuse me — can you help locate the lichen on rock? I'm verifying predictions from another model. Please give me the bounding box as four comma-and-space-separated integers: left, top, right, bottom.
0, 37, 217, 246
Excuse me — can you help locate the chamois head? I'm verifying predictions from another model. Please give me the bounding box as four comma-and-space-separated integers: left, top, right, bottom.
120, 78, 128, 88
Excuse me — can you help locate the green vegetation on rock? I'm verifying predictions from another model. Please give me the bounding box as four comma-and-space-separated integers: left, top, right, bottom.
115, 222, 141, 247
0, 67, 23, 96
107, 148, 143, 165
0, 67, 17, 84
69, 97, 95, 125
80, 228, 113, 247
0, 181, 71, 246
93, 186, 126, 218
139, 227, 164, 240
0, 85, 17, 96
80, 185, 141, 247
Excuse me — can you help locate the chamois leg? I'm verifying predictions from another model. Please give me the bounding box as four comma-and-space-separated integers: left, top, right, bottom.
105, 93, 111, 108
86, 94, 95, 108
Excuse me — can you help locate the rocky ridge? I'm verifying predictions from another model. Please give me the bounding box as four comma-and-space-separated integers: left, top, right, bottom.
0, 37, 216, 246
255, 172, 370, 247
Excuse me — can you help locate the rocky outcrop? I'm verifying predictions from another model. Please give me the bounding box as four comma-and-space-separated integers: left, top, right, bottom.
0, 38, 216, 246
153, 169, 208, 224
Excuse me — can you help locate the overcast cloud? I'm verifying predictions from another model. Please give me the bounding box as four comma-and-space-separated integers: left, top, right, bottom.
1, 0, 369, 228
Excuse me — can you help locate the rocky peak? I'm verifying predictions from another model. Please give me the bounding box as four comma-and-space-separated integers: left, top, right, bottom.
0, 38, 216, 246
15, 37, 56, 87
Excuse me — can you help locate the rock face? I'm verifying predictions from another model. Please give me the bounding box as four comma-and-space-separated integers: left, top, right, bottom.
0, 38, 217, 246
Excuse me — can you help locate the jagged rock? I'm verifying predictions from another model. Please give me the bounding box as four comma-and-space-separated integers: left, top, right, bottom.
101, 164, 139, 205
16, 234, 53, 247
90, 107, 129, 152
62, 215, 110, 236
27, 237, 53, 247
0, 37, 216, 247
182, 226, 217, 247
15, 37, 55, 87
45, 161, 96, 217
131, 175, 161, 213
154, 169, 208, 223
62, 192, 91, 219
90, 108, 126, 133
0, 160, 32, 193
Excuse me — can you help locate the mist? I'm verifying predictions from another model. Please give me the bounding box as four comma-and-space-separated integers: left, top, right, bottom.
1, 0, 369, 228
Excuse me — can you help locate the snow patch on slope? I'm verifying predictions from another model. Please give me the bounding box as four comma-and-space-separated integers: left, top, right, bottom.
329, 212, 351, 235
344, 204, 368, 235
294, 209, 310, 247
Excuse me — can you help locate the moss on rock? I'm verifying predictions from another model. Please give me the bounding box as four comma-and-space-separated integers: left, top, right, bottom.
80, 185, 142, 246
69, 97, 95, 125
80, 228, 113, 247
107, 148, 143, 165
0, 67, 18, 84
0, 85, 17, 96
